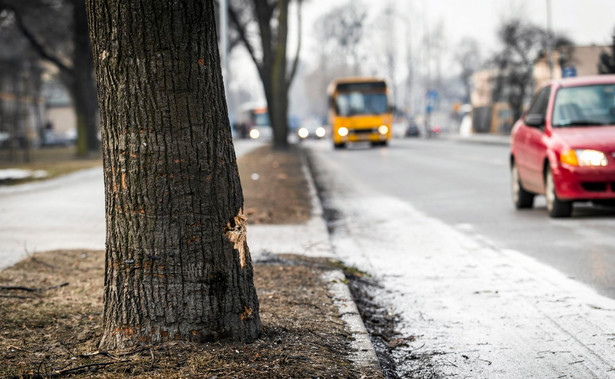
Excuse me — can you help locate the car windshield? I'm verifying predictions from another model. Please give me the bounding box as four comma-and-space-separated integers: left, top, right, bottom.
336, 92, 387, 116
552, 84, 615, 127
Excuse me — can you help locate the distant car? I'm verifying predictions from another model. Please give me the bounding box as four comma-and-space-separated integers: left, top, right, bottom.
405, 121, 420, 137
297, 120, 326, 141
510, 75, 615, 217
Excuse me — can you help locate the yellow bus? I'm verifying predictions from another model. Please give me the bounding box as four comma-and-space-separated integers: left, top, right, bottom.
327, 77, 392, 148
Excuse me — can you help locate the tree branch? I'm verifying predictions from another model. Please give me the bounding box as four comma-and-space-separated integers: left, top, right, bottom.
227, 2, 262, 76
286, 0, 302, 89
3, 3, 74, 76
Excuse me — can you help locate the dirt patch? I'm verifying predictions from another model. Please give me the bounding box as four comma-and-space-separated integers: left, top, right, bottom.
238, 145, 311, 225
0, 250, 382, 378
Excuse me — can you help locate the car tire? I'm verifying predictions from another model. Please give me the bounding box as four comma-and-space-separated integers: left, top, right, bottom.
511, 162, 534, 209
545, 166, 572, 218
333, 142, 346, 149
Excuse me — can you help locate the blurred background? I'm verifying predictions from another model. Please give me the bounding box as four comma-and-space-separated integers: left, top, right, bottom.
0, 0, 614, 160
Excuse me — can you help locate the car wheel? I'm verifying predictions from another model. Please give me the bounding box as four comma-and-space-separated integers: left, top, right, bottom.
545, 166, 572, 218
511, 162, 534, 209
333, 142, 346, 149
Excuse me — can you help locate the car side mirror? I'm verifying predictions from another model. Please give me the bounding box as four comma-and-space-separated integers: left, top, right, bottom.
525, 114, 545, 128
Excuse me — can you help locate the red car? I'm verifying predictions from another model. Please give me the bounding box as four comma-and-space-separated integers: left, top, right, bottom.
510, 75, 615, 217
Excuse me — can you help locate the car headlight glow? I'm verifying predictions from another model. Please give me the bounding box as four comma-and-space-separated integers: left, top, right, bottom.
298, 127, 309, 139
249, 128, 260, 139
338, 127, 349, 137
315, 127, 326, 138
560, 149, 608, 167
378, 125, 388, 135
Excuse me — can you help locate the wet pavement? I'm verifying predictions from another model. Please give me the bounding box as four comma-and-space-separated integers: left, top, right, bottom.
307, 139, 615, 378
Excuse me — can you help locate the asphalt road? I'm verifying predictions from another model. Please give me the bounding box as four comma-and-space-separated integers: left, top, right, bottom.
307, 136, 615, 299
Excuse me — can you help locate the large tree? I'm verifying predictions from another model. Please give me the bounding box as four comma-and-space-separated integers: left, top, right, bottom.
0, 0, 100, 156
228, 0, 302, 149
86, 0, 262, 348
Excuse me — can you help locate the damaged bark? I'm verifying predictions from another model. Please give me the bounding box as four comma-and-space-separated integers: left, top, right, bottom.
86, 0, 262, 349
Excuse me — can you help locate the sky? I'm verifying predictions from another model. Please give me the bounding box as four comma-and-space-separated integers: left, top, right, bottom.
300, 0, 615, 59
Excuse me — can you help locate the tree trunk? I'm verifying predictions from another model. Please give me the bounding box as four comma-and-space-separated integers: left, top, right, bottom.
269, 0, 289, 150
86, 0, 262, 349
72, 0, 99, 157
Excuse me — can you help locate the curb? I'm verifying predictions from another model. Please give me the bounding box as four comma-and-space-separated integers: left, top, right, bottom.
299, 147, 382, 374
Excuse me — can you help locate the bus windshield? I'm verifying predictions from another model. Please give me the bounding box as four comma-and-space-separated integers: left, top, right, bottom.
335, 92, 387, 116
254, 112, 270, 127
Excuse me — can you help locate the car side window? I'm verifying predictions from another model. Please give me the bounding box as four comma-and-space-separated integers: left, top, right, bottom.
527, 87, 551, 117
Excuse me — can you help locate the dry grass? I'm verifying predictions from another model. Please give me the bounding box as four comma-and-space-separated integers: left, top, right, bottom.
0, 251, 376, 378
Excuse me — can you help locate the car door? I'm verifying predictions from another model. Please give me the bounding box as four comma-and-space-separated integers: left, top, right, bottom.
516, 86, 551, 193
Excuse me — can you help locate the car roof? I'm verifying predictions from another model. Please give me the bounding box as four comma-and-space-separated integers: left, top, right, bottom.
552, 74, 615, 88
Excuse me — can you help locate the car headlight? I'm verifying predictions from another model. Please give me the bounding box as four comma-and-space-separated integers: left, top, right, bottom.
560, 149, 608, 167
338, 127, 349, 137
249, 128, 260, 139
315, 127, 326, 138
298, 127, 309, 139
378, 125, 388, 135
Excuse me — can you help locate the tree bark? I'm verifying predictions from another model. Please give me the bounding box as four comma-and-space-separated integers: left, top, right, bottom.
86, 0, 262, 349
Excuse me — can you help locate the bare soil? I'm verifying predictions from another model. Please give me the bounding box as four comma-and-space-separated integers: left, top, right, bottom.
0, 145, 381, 378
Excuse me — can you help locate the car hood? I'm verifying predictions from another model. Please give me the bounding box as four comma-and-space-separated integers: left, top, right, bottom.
552, 126, 615, 152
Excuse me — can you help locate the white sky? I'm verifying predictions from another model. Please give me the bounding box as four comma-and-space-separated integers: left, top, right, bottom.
300, 0, 615, 58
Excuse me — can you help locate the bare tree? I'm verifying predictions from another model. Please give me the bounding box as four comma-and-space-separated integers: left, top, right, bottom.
0, 11, 43, 162
0, 0, 99, 157
455, 37, 481, 103
301, 1, 367, 118
227, 0, 303, 149
492, 18, 572, 120
313, 0, 366, 75
87, 0, 262, 348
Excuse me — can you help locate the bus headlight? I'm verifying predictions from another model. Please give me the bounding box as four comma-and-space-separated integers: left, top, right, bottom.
338, 127, 349, 137
249, 128, 260, 139
315, 127, 326, 138
298, 127, 309, 139
378, 125, 389, 135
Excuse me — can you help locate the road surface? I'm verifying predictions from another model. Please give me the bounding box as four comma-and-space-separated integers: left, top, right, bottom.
307, 137, 615, 378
